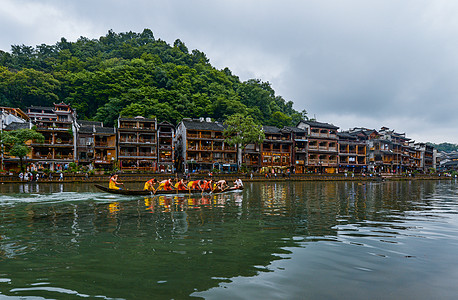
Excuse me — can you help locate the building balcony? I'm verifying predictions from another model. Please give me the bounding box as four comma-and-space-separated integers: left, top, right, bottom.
158, 132, 173, 137
119, 152, 156, 158
310, 133, 337, 139
159, 144, 172, 150
187, 133, 213, 139
53, 154, 74, 160
94, 159, 112, 164
119, 138, 138, 143
158, 158, 173, 163
139, 139, 156, 144
95, 142, 115, 148
308, 159, 338, 166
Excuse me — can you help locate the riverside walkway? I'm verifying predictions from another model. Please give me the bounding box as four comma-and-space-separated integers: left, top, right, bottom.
0, 172, 446, 184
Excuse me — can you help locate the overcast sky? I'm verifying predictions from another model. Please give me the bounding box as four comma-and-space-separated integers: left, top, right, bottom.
1, 0, 457, 143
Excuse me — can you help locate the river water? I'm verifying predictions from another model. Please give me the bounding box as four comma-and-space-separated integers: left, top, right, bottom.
1, 180, 458, 299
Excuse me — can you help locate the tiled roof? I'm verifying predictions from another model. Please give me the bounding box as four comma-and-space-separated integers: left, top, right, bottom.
4, 122, 30, 131
158, 121, 174, 127
262, 125, 282, 134
27, 106, 54, 111
78, 120, 103, 127
78, 126, 115, 134
283, 126, 307, 133
337, 132, 356, 139
119, 116, 156, 122
95, 127, 115, 134
181, 119, 226, 131
298, 120, 339, 130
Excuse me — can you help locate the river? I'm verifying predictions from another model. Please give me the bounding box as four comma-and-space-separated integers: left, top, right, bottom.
1, 180, 458, 299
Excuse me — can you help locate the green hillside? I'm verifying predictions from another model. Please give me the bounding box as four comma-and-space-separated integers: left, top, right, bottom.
427, 142, 458, 153
0, 29, 305, 126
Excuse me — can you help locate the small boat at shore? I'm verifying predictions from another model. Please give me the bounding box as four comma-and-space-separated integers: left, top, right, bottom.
94, 184, 243, 196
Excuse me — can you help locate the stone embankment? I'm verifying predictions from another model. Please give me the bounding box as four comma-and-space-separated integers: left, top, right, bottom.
0, 172, 447, 184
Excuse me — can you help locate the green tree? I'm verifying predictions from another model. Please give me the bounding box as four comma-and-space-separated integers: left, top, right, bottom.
0, 29, 304, 125
1, 129, 44, 171
223, 113, 265, 170
269, 111, 292, 128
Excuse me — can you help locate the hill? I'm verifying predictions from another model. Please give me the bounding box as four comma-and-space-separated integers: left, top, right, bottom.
427, 142, 458, 153
0, 29, 305, 127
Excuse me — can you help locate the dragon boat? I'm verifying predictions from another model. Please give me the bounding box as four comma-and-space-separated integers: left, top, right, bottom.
94, 184, 243, 196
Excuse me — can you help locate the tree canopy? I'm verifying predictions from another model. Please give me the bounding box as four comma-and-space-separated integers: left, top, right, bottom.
223, 113, 265, 149
0, 29, 305, 127
428, 142, 458, 153
1, 128, 44, 171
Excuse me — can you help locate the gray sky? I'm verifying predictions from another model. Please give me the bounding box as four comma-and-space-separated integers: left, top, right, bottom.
1, 0, 457, 143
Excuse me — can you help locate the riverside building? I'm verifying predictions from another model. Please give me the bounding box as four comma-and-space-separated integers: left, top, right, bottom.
259, 126, 293, 173
76, 120, 116, 170
26, 103, 77, 171
297, 120, 339, 173
175, 118, 237, 173
117, 116, 158, 171
0, 102, 438, 174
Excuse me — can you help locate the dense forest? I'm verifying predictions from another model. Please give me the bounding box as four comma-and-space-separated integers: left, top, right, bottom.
0, 29, 305, 127
428, 142, 458, 153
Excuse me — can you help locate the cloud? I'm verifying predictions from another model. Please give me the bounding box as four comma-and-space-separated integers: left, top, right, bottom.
1, 0, 458, 143
0, 0, 96, 51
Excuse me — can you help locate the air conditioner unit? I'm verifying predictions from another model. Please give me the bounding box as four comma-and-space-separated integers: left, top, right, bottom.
86, 142, 92, 146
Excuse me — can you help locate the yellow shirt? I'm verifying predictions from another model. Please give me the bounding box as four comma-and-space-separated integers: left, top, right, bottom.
157, 182, 166, 190
109, 179, 120, 190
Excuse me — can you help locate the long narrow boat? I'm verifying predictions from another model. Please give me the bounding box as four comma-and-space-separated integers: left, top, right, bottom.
94, 184, 243, 196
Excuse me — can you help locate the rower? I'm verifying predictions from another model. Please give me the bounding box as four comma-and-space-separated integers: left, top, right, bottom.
187, 180, 203, 193
157, 178, 173, 191
109, 174, 124, 190
203, 179, 213, 191
213, 180, 228, 192
174, 178, 188, 191
234, 178, 243, 188
144, 178, 157, 191
217, 180, 228, 189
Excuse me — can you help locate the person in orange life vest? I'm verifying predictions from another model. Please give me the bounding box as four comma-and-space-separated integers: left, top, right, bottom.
144, 178, 157, 191
203, 180, 213, 191
199, 180, 207, 190
187, 180, 203, 194
157, 179, 173, 191
109, 174, 124, 190
174, 178, 188, 191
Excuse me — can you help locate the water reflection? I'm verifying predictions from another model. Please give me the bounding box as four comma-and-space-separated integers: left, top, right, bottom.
0, 180, 457, 299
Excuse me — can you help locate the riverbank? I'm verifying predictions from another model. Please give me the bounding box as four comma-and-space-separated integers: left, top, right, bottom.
0, 172, 448, 184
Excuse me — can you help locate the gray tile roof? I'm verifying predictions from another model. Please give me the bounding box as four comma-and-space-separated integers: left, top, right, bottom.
181, 119, 226, 131
262, 125, 282, 134
4, 122, 30, 131
78, 126, 115, 134
337, 132, 356, 139
78, 120, 103, 127
119, 116, 156, 122
284, 126, 307, 133
298, 120, 339, 130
